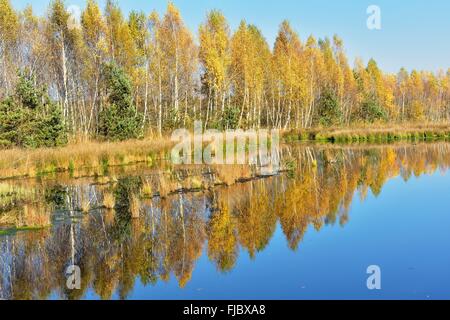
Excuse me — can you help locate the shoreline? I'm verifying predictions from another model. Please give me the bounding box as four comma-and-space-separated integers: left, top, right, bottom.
1, 139, 450, 230
284, 124, 450, 143
0, 124, 449, 180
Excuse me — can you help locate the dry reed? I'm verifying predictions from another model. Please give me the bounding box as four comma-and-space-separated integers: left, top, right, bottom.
0, 137, 174, 180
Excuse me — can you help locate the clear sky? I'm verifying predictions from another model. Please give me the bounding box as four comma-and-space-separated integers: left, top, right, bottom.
11, 0, 450, 73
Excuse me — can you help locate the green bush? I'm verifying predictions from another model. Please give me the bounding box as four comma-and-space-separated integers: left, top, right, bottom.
98, 63, 143, 141
315, 133, 329, 141
215, 106, 241, 130
358, 133, 368, 141
360, 96, 388, 123
299, 132, 310, 141
0, 74, 67, 149
317, 90, 343, 127
424, 131, 435, 140
436, 131, 445, 139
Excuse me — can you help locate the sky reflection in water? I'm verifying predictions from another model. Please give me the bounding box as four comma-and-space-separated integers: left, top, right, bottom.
1, 143, 450, 300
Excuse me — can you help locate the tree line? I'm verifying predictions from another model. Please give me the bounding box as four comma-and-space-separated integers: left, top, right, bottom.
1, 0, 450, 147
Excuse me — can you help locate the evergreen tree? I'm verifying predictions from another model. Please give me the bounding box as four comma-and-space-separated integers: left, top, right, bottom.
98, 63, 143, 141
317, 90, 342, 127
0, 73, 67, 148
360, 95, 388, 123
214, 105, 240, 130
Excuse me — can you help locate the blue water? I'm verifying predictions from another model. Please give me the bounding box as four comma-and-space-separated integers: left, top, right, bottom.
3, 145, 450, 300
104, 171, 450, 300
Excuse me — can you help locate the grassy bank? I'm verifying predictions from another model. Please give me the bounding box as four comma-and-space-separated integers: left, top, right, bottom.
283, 123, 450, 143
0, 163, 260, 228
0, 137, 174, 180
0, 226, 49, 236
1, 124, 450, 181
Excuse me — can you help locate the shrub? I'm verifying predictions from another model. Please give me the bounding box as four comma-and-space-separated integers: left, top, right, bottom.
98, 63, 143, 141
0, 74, 67, 149
103, 192, 116, 210
315, 133, 329, 141
216, 106, 241, 130
424, 131, 435, 139
360, 96, 388, 123
299, 132, 309, 141
317, 90, 343, 127
358, 133, 368, 141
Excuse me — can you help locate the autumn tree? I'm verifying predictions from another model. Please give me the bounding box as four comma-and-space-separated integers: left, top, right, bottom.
81, 0, 107, 135
159, 3, 197, 128
0, 0, 19, 96
302, 36, 325, 128
231, 22, 271, 129
199, 10, 231, 127
105, 0, 135, 72
1, 0, 450, 145
365, 58, 395, 120
272, 21, 306, 129
128, 10, 149, 126
45, 0, 87, 132
147, 11, 165, 135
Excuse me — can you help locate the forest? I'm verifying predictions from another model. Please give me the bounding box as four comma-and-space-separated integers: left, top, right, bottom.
1, 143, 450, 299
1, 0, 450, 148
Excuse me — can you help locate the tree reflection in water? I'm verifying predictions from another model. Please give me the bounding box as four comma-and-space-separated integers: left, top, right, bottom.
1, 143, 450, 299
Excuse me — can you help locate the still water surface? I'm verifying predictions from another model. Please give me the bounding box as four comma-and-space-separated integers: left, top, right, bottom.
1, 143, 450, 300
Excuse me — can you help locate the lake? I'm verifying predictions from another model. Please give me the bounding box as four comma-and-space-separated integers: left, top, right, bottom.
1, 142, 450, 300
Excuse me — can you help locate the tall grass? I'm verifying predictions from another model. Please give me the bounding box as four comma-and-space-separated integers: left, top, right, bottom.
130, 194, 141, 219
1, 203, 51, 227
103, 191, 116, 210
0, 137, 174, 180
80, 194, 91, 214
284, 123, 450, 143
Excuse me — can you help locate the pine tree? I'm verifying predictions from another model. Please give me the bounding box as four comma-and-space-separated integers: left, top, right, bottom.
0, 73, 67, 148
317, 90, 342, 127
98, 63, 143, 141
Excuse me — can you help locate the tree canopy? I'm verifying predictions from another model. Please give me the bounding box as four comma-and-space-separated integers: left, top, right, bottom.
0, 0, 449, 148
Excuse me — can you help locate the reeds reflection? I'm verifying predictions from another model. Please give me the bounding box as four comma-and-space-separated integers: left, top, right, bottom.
1, 142, 450, 299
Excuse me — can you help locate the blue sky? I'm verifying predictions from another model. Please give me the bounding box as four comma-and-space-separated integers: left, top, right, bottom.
12, 0, 450, 73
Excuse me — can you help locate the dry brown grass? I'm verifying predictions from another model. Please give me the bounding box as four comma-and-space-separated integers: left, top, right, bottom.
317, 122, 450, 136
0, 137, 174, 180
158, 175, 181, 197
103, 191, 116, 210
104, 209, 115, 225
214, 164, 253, 186
80, 194, 91, 214
130, 194, 141, 219
142, 179, 154, 197
0, 210, 16, 225
3, 203, 52, 228
284, 122, 450, 142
